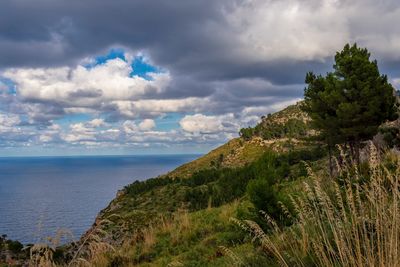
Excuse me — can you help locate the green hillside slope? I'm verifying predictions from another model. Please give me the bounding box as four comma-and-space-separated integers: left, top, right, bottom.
2, 102, 329, 266
166, 101, 311, 179
59, 101, 326, 266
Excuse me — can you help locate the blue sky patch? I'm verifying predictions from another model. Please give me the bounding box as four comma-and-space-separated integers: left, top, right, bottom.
130, 56, 161, 80
0, 78, 17, 95
154, 113, 183, 131
84, 49, 162, 81
55, 113, 93, 127
85, 48, 126, 69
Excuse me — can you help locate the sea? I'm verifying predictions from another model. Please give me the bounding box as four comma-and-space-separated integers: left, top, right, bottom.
0, 154, 199, 244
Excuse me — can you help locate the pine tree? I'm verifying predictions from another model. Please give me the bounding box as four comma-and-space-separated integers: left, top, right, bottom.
302, 43, 398, 168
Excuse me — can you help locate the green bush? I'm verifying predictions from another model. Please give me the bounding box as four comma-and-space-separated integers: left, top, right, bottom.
124, 147, 324, 221
125, 176, 176, 196
239, 127, 254, 140
379, 126, 400, 148
257, 119, 308, 140
6, 240, 23, 253
247, 179, 280, 217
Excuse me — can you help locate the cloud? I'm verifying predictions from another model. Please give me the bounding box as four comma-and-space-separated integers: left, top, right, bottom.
122, 119, 155, 133
180, 113, 239, 134
0, 113, 21, 132
38, 124, 62, 143
62, 123, 97, 143
87, 118, 107, 128
138, 119, 156, 131
224, 0, 349, 61
2, 0, 399, 77
0, 0, 399, 154
0, 112, 36, 145
111, 97, 211, 119
3, 58, 170, 117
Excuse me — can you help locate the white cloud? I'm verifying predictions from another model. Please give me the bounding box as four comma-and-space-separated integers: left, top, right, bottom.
0, 113, 37, 145
0, 48, 304, 150
39, 134, 54, 142
0, 113, 20, 129
0, 56, 219, 124
62, 121, 99, 143
242, 98, 302, 117
180, 113, 239, 134
122, 120, 139, 134
112, 97, 210, 118
3, 57, 171, 111
87, 118, 107, 128
122, 119, 156, 133
138, 119, 156, 131
225, 0, 400, 61
225, 0, 349, 61
38, 123, 62, 143
0, 113, 22, 142
2, 0, 400, 154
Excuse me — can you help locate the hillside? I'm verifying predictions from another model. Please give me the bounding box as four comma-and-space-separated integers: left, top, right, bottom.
58, 101, 326, 266
4, 98, 399, 266
166, 101, 311, 178
1, 101, 318, 266
2, 42, 399, 266
60, 50, 400, 267
3, 101, 357, 267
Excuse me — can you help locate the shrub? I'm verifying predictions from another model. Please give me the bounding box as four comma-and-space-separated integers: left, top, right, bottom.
7, 240, 23, 253
239, 127, 255, 140
379, 126, 400, 148
236, 144, 400, 266
246, 179, 281, 221
125, 176, 176, 196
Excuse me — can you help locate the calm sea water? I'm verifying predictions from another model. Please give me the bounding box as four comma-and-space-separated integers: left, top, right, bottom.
0, 154, 199, 244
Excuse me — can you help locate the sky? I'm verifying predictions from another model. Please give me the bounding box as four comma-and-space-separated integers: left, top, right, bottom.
1, 0, 400, 156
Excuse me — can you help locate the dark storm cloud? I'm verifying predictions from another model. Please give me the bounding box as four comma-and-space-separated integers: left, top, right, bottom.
0, 0, 336, 89
0, 0, 225, 67
1, 0, 400, 126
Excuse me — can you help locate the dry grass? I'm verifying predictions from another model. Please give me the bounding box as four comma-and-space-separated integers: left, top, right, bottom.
29, 229, 74, 267
236, 143, 400, 267
218, 245, 245, 267
141, 226, 156, 253
30, 244, 57, 267
75, 210, 192, 266
29, 219, 114, 267
67, 219, 114, 267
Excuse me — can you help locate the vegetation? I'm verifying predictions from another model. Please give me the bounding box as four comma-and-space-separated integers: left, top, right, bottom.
166, 138, 269, 178
123, 145, 324, 215
379, 125, 400, 148
3, 43, 400, 266
238, 145, 400, 267
0, 235, 23, 254
239, 103, 311, 142
0, 235, 28, 266
239, 127, 254, 140
302, 43, 398, 167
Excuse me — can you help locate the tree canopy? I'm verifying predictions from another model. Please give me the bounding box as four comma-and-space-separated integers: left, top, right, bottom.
302, 43, 398, 162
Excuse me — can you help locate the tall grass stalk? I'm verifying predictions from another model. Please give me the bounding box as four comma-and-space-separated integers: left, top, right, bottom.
237, 143, 400, 267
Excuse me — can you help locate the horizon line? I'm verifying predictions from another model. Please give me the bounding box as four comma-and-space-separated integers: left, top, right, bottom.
0, 153, 204, 159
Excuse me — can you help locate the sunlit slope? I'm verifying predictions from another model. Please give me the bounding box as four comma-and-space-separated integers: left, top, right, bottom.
166, 101, 311, 178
